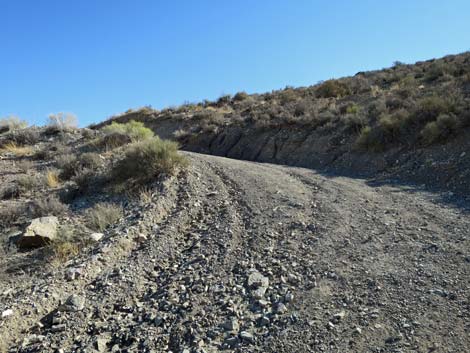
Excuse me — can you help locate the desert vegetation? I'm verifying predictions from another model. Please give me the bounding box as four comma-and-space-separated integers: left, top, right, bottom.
0, 117, 187, 263
96, 52, 470, 154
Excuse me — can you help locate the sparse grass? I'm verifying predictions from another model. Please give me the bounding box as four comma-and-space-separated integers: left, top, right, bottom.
86, 202, 123, 232
30, 196, 68, 218
112, 137, 188, 185
0, 204, 27, 227
0, 142, 34, 157
17, 159, 34, 173
45, 170, 60, 188
17, 175, 38, 193
49, 240, 80, 263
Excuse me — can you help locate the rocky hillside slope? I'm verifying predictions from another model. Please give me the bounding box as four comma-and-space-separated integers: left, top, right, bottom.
94, 52, 470, 195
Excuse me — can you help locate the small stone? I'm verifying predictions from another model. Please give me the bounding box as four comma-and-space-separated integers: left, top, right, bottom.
285, 292, 294, 302
224, 336, 239, 348
136, 233, 147, 242
240, 331, 254, 343
259, 316, 270, 326
354, 327, 362, 335
1, 309, 13, 318
333, 311, 346, 323
89, 233, 104, 242
95, 337, 109, 352
221, 318, 239, 332
63, 294, 85, 312
274, 302, 287, 314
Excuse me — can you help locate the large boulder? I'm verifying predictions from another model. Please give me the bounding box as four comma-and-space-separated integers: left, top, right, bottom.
17, 216, 59, 249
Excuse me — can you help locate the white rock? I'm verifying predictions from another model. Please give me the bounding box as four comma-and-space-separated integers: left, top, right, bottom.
89, 233, 104, 242
1, 309, 13, 318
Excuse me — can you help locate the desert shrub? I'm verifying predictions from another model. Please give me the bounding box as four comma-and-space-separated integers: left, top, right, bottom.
0, 204, 28, 227
56, 154, 78, 180
112, 137, 187, 185
233, 91, 249, 101
47, 112, 78, 132
30, 196, 68, 218
173, 129, 191, 140
32, 149, 49, 160
79, 152, 102, 170
216, 94, 232, 106
421, 113, 459, 144
17, 160, 34, 173
278, 89, 298, 104
414, 96, 454, 123
342, 113, 367, 134
85, 202, 123, 231
17, 175, 38, 193
356, 126, 382, 151
0, 184, 20, 200
424, 61, 448, 82
49, 239, 80, 262
316, 80, 350, 98
0, 116, 28, 132
101, 120, 153, 143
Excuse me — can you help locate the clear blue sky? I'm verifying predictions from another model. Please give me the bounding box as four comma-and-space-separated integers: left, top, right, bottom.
1, 1, 469, 127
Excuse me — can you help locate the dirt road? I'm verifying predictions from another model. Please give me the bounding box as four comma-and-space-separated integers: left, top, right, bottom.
1, 152, 469, 352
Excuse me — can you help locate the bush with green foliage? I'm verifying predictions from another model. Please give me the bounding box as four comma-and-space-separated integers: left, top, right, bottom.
316, 80, 350, 98
112, 137, 187, 185
421, 113, 459, 144
101, 120, 154, 143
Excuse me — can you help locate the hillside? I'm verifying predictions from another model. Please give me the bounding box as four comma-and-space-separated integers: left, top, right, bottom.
94, 52, 470, 195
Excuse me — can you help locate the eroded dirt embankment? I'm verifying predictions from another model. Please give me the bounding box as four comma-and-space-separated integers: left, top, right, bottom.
138, 116, 470, 197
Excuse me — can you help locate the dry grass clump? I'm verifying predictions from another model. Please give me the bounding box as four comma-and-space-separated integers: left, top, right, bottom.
112, 137, 187, 185
0, 142, 34, 157
45, 170, 60, 188
85, 202, 123, 231
49, 240, 80, 263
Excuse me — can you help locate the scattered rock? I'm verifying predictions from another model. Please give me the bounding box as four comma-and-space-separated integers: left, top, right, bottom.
17, 216, 59, 248
1, 309, 13, 318
247, 271, 269, 298
63, 294, 85, 312
221, 318, 239, 332
89, 232, 104, 242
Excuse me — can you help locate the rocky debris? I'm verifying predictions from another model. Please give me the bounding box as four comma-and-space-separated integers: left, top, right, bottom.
221, 318, 239, 332
62, 294, 85, 312
247, 270, 269, 299
17, 216, 59, 248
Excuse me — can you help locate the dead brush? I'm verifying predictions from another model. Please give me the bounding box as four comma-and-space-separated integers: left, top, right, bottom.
0, 142, 34, 157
